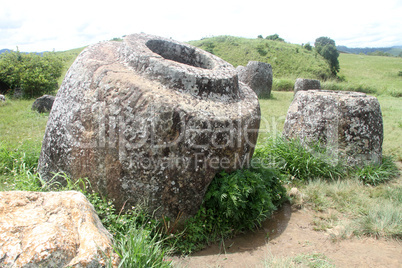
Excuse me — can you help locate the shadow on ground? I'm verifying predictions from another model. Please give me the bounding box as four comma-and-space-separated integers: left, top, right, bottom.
192, 202, 294, 256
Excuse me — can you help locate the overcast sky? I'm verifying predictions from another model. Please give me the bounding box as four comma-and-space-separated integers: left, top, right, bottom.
1, 0, 401, 52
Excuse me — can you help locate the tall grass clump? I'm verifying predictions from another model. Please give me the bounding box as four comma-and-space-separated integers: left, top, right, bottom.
357, 201, 402, 239
351, 156, 400, 186
112, 228, 173, 267
88, 192, 173, 267
0, 141, 43, 191
254, 136, 345, 182
0, 141, 40, 173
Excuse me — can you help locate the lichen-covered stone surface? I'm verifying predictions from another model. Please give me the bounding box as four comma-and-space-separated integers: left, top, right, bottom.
236, 61, 272, 98
31, 94, 55, 113
38, 33, 260, 219
283, 90, 383, 166
294, 78, 321, 94
0, 191, 118, 267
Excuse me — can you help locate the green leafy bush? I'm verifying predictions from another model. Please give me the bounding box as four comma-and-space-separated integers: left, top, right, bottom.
204, 168, 286, 230
265, 34, 285, 42
169, 167, 287, 254
303, 43, 312, 51
0, 51, 63, 98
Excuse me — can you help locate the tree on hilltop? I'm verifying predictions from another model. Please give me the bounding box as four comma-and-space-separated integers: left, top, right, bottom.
315, 37, 340, 75
266, 34, 285, 42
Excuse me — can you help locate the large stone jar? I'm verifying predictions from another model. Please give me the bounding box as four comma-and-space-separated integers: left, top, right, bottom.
294, 78, 321, 94
283, 90, 383, 166
38, 33, 260, 219
236, 61, 273, 98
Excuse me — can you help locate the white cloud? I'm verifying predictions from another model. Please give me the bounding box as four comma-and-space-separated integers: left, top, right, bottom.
1, 0, 401, 52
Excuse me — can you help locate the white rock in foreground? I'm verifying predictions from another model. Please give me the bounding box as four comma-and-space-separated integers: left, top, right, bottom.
0, 191, 118, 267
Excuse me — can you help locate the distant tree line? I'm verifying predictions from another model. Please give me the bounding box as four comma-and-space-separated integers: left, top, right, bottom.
0, 50, 63, 98
337, 45, 402, 57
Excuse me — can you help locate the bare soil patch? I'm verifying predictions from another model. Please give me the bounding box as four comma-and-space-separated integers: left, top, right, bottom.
174, 201, 401, 268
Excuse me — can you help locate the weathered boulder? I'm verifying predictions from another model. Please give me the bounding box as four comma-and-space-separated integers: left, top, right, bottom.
283, 90, 383, 166
31, 94, 55, 113
0, 191, 118, 267
0, 94, 5, 102
38, 33, 260, 220
236, 61, 273, 98
294, 78, 321, 94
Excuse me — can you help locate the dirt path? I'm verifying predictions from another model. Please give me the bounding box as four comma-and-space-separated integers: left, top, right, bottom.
173, 203, 402, 267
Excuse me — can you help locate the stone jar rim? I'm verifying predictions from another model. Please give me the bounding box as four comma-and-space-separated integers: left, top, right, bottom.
120, 33, 241, 102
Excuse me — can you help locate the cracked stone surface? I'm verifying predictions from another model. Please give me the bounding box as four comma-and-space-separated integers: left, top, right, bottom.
37, 33, 260, 219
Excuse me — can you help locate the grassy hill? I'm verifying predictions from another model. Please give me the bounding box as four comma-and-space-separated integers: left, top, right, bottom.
189, 36, 402, 96
188, 36, 332, 80
54, 36, 402, 97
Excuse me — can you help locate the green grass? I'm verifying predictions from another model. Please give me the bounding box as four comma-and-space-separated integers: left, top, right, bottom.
257, 92, 293, 142
163, 167, 287, 255
189, 36, 332, 80
377, 95, 402, 160
0, 99, 48, 145
112, 227, 173, 267
337, 53, 402, 96
352, 156, 400, 186
302, 178, 402, 239
254, 136, 345, 182
189, 36, 402, 96
0, 99, 48, 190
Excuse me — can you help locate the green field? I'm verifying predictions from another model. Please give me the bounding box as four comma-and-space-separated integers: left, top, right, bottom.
337, 53, 402, 96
